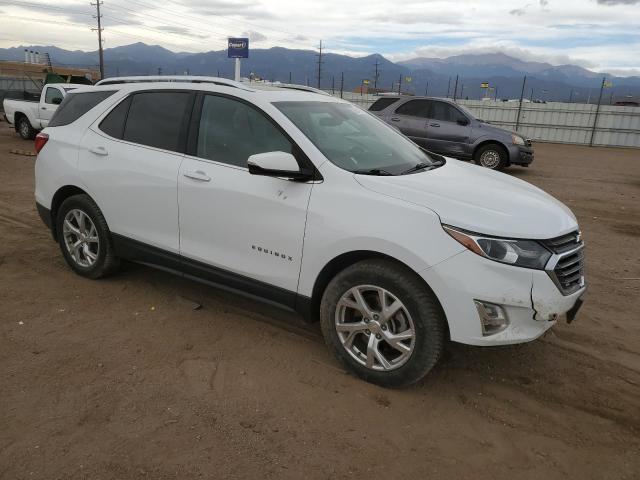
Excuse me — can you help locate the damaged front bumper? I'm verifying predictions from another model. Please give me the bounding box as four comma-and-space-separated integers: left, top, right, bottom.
420, 250, 586, 346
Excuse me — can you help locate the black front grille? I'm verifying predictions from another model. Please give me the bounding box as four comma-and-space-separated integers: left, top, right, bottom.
542, 231, 585, 295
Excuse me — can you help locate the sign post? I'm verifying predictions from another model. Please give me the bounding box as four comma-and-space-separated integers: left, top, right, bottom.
228, 37, 249, 82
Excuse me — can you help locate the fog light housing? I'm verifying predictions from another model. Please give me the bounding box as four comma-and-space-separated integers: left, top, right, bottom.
474, 300, 510, 336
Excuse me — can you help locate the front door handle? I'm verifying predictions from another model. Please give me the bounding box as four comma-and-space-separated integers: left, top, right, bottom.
183, 170, 211, 182
430, 123, 440, 127
41, 106, 47, 110
89, 146, 108, 156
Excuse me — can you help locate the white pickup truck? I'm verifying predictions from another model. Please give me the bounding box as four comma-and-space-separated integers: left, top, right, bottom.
3, 83, 87, 139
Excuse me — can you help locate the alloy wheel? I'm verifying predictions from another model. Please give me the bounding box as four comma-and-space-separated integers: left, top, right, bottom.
335, 285, 415, 371
63, 209, 100, 267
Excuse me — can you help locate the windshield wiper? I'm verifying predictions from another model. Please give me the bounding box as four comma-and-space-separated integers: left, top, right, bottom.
353, 168, 394, 176
401, 157, 446, 175
400, 162, 432, 175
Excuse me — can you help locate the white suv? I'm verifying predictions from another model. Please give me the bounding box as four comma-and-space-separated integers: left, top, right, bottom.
34, 79, 586, 387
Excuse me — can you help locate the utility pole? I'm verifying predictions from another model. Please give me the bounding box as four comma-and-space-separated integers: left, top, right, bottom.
530, 87, 534, 101
331, 75, 335, 94
460, 83, 464, 99
446, 76, 451, 97
373, 59, 380, 92
340, 71, 344, 99
515, 75, 527, 131
397, 74, 402, 94
289, 71, 292, 84
91, 1, 105, 79
494, 86, 498, 101
589, 76, 606, 147
157, 67, 162, 75
453, 75, 459, 101
316, 40, 323, 89
425, 81, 429, 96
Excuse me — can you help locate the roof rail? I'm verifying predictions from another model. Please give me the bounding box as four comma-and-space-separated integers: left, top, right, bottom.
94, 75, 252, 91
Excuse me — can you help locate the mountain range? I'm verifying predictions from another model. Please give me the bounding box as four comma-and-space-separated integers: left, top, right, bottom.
1, 43, 639, 102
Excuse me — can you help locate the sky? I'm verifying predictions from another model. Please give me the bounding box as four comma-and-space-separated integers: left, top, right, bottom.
0, 0, 639, 75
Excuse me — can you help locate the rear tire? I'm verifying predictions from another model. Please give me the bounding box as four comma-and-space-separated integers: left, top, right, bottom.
474, 143, 507, 170
320, 259, 446, 388
56, 194, 120, 279
17, 116, 36, 140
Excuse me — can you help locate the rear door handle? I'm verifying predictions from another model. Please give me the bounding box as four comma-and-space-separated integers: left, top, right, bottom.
89, 146, 108, 156
183, 170, 211, 182
41, 106, 47, 110
390, 117, 400, 122
429, 123, 440, 127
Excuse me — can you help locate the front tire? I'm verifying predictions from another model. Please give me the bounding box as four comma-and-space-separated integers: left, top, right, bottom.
17, 116, 36, 140
56, 194, 119, 279
320, 259, 446, 388
474, 143, 508, 170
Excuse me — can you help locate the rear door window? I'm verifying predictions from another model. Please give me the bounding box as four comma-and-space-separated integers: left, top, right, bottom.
394, 99, 430, 118
429, 101, 464, 123
368, 97, 400, 112
48, 91, 116, 127
123, 91, 193, 153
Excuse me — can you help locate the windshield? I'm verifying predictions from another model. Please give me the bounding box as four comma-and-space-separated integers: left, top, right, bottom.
274, 101, 438, 175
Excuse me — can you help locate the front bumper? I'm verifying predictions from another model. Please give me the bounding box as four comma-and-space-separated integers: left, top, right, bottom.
508, 144, 534, 165
420, 250, 585, 346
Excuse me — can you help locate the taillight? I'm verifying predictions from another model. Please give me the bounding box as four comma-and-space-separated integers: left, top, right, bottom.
34, 132, 49, 154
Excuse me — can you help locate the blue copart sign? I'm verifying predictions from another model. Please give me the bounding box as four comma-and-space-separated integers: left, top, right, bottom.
228, 38, 249, 58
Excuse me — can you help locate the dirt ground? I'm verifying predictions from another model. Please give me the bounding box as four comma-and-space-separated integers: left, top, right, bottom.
0, 119, 639, 480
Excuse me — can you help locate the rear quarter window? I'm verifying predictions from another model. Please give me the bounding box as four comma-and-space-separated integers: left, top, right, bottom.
48, 91, 116, 127
368, 97, 400, 111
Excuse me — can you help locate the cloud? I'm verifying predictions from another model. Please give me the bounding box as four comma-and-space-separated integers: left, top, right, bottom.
181, 0, 276, 20
596, 0, 640, 4
540, 0, 549, 5
155, 25, 208, 39
387, 44, 599, 69
241, 30, 267, 42
510, 8, 526, 15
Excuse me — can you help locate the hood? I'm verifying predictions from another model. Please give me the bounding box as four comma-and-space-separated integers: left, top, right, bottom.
354, 159, 577, 239
475, 121, 518, 138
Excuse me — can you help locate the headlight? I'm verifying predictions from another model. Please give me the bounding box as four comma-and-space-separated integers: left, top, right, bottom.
443, 225, 551, 269
511, 134, 525, 146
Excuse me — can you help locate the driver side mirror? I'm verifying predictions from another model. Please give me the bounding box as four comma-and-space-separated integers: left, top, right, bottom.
248, 151, 314, 181
456, 117, 469, 126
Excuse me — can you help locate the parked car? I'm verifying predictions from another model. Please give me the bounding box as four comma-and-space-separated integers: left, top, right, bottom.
369, 96, 534, 170
34, 80, 585, 387
3, 83, 86, 139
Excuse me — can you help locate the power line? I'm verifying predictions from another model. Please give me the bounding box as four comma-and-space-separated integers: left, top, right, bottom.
91, 1, 105, 79
115, 0, 312, 42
